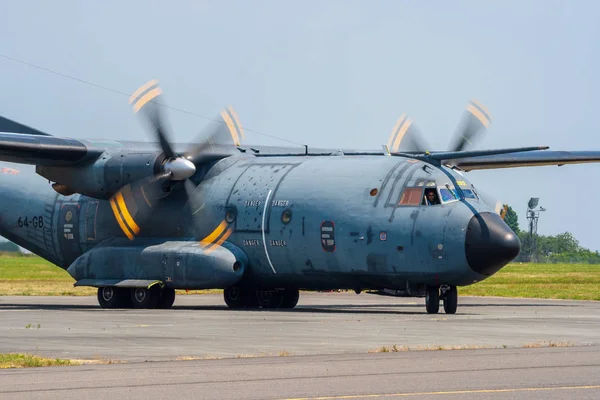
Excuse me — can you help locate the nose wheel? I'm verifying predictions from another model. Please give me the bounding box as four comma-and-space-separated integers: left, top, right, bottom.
441, 286, 458, 314
425, 285, 458, 314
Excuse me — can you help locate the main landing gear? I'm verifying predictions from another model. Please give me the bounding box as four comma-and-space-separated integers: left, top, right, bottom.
223, 287, 300, 309
425, 285, 458, 314
97, 286, 176, 309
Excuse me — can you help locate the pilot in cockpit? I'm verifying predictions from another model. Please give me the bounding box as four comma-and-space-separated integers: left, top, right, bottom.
423, 188, 440, 206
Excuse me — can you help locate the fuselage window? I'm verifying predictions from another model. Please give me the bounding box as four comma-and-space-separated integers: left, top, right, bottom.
399, 187, 423, 206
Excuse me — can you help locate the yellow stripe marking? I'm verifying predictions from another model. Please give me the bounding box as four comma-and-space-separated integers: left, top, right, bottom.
200, 220, 228, 247
387, 114, 406, 150
221, 110, 241, 146
110, 198, 134, 240
467, 104, 490, 128
133, 87, 163, 113
228, 106, 245, 140
471, 98, 492, 120
391, 118, 413, 152
206, 227, 234, 253
281, 385, 600, 399
116, 192, 140, 235
129, 79, 159, 104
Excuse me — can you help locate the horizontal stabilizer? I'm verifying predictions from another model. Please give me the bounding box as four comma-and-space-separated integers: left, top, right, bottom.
0, 115, 52, 136
0, 133, 102, 166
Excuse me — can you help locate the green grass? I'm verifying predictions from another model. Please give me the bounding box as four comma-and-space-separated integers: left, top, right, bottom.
0, 353, 74, 368
1, 254, 599, 300
461, 263, 600, 301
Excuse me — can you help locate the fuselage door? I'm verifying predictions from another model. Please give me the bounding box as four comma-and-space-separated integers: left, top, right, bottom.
57, 202, 82, 266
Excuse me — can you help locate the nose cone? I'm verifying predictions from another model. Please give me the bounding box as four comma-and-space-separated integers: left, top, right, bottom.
465, 212, 521, 276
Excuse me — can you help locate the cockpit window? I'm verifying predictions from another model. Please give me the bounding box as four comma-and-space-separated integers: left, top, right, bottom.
423, 188, 441, 205
439, 188, 457, 203
462, 189, 478, 199
399, 187, 423, 206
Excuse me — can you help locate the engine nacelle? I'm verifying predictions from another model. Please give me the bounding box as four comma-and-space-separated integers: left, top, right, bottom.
37, 149, 164, 199
67, 239, 248, 289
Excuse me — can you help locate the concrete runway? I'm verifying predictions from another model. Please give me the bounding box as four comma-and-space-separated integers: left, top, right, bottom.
1, 347, 599, 399
1, 293, 599, 399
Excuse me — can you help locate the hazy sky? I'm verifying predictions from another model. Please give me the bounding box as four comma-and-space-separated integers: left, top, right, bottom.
1, 1, 599, 249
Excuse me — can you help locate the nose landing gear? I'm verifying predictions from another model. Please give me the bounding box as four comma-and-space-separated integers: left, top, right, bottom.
425, 285, 458, 314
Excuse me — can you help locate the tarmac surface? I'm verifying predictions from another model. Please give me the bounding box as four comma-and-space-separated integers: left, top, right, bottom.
1, 293, 599, 399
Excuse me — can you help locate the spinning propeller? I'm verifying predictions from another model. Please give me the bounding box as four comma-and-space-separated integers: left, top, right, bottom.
109, 80, 244, 240
386, 100, 507, 218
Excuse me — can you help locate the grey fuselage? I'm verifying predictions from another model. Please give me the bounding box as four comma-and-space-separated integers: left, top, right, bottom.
0, 148, 511, 291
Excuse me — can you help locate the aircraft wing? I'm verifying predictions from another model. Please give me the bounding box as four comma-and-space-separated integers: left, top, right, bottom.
0, 132, 102, 166
452, 150, 600, 171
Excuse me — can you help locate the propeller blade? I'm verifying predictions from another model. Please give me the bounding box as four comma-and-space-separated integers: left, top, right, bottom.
109, 172, 172, 240
476, 189, 507, 218
387, 114, 430, 153
184, 106, 245, 163
129, 80, 178, 159
147, 105, 178, 159
448, 99, 492, 152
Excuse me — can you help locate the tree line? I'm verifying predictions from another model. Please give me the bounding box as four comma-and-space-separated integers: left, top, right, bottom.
503, 205, 600, 263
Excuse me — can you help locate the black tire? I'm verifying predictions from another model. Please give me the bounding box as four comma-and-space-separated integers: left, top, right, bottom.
425, 286, 440, 314
224, 287, 254, 309
443, 286, 458, 314
97, 287, 128, 309
157, 288, 176, 309
130, 286, 160, 309
280, 289, 300, 309
256, 289, 283, 308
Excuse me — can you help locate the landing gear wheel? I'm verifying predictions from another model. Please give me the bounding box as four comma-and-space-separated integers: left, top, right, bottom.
425, 286, 440, 314
224, 287, 255, 309
130, 286, 160, 309
157, 287, 176, 309
256, 289, 283, 308
280, 289, 300, 309
97, 287, 128, 309
443, 286, 458, 314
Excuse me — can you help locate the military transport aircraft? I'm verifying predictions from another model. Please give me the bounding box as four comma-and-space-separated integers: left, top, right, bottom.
1, 80, 599, 314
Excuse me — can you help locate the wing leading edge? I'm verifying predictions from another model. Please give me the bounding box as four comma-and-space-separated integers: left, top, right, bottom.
452, 150, 600, 171
0, 132, 102, 166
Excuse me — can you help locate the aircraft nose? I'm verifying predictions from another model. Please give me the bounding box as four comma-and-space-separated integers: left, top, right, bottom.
465, 212, 521, 276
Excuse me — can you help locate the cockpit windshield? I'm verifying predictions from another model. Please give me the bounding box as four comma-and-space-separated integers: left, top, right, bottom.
439, 185, 479, 203
439, 187, 457, 203
461, 189, 478, 199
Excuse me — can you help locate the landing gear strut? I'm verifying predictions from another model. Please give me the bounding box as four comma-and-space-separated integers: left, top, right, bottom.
224, 287, 300, 309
